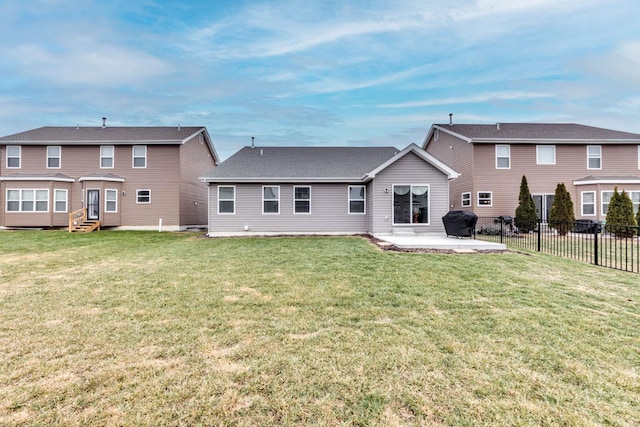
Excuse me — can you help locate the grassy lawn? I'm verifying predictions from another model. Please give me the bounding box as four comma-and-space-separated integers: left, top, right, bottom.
0, 231, 638, 426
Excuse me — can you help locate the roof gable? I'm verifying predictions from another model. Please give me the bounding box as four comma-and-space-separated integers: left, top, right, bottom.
366, 143, 459, 180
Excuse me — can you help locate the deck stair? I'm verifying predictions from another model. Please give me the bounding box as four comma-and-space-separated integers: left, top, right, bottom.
68, 208, 101, 232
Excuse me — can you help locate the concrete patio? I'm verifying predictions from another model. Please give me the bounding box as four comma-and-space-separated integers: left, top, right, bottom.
372, 234, 507, 251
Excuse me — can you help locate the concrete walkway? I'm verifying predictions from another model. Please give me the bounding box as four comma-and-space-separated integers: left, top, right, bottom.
373, 234, 507, 251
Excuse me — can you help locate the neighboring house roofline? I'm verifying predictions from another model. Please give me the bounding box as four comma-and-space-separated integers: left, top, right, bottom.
423, 125, 472, 148
366, 143, 460, 180
78, 175, 126, 182
0, 174, 75, 182
200, 177, 370, 183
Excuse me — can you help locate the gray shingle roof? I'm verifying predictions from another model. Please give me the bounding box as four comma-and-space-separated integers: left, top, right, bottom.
0, 126, 206, 144
202, 146, 399, 180
435, 123, 640, 142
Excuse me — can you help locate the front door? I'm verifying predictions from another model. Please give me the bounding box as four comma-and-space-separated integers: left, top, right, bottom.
87, 189, 100, 220
533, 194, 554, 223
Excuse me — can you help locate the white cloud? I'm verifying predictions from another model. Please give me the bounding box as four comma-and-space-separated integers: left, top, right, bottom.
379, 91, 556, 108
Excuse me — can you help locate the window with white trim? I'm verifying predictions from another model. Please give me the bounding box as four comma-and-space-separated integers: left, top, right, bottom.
100, 146, 114, 168
601, 191, 613, 215
477, 191, 492, 206
105, 189, 117, 212
536, 145, 556, 165
47, 146, 61, 169
581, 191, 595, 216
7, 145, 20, 168
461, 192, 471, 207
54, 189, 67, 212
6, 189, 48, 212
630, 191, 640, 214
263, 186, 280, 214
294, 186, 311, 214
218, 186, 235, 214
393, 185, 429, 224
132, 145, 147, 168
348, 185, 365, 214
587, 145, 601, 169
136, 189, 151, 204
495, 145, 510, 169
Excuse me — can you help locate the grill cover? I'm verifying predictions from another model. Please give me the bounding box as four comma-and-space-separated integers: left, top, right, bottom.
442, 210, 478, 237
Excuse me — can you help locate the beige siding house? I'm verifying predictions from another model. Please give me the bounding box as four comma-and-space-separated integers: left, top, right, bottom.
0, 124, 219, 230
201, 144, 459, 236
423, 123, 640, 222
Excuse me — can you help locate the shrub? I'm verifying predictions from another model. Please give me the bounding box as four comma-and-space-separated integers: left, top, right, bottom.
515, 175, 538, 233
605, 187, 637, 238
549, 183, 575, 236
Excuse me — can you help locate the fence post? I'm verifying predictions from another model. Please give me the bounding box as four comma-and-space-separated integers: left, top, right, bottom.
537, 219, 542, 252
500, 218, 504, 244
593, 223, 599, 266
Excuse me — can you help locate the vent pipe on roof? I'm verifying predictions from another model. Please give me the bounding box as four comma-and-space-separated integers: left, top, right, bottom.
101, 117, 107, 129
177, 124, 181, 131
449, 113, 453, 125
251, 136, 255, 148
496, 123, 500, 130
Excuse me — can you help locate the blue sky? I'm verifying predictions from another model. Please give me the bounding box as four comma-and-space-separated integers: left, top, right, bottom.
1, 0, 639, 160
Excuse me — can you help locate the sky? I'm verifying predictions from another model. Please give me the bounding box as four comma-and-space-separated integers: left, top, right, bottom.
1, 0, 639, 160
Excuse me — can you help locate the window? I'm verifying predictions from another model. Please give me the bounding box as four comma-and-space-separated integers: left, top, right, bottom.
218, 186, 235, 214
536, 145, 556, 165
263, 186, 280, 214
294, 186, 311, 214
105, 189, 117, 212
6, 189, 48, 212
47, 146, 61, 168
630, 191, 640, 214
495, 145, 510, 169
7, 145, 20, 168
348, 185, 365, 214
136, 189, 151, 204
54, 189, 67, 212
601, 191, 613, 215
587, 145, 601, 169
581, 191, 595, 216
461, 192, 471, 207
393, 185, 429, 224
477, 191, 492, 206
100, 146, 114, 168
132, 145, 147, 168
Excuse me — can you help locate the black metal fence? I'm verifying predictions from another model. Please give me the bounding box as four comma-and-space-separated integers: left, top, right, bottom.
475, 217, 640, 274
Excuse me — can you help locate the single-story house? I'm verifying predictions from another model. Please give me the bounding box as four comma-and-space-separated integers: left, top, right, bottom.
200, 143, 459, 236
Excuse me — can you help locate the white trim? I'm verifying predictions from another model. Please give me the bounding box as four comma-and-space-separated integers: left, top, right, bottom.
262, 185, 280, 214
638, 145, 640, 170
217, 185, 235, 214
6, 145, 21, 169
54, 189, 68, 213
495, 144, 510, 169
136, 189, 151, 204
46, 146, 61, 169
78, 176, 125, 182
477, 191, 493, 207
100, 145, 115, 169
391, 184, 430, 226
580, 191, 596, 216
601, 190, 613, 216
105, 188, 118, 213
536, 145, 556, 165
367, 143, 459, 180
293, 185, 311, 214
586, 145, 602, 170
132, 145, 147, 168
348, 185, 366, 214
0, 176, 75, 182
573, 178, 640, 185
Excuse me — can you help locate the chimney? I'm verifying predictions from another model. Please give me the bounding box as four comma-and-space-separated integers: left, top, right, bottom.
496, 123, 500, 130
449, 113, 453, 125
101, 117, 107, 129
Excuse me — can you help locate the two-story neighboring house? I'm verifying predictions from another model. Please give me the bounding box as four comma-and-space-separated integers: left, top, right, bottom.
0, 122, 219, 230
423, 122, 640, 222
